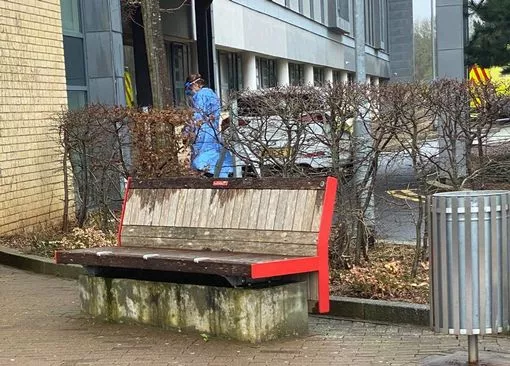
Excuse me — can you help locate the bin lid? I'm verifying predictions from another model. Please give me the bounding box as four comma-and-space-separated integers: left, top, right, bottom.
433, 190, 510, 198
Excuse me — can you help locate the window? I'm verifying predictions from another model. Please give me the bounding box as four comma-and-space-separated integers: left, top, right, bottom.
256, 58, 277, 89
313, 67, 324, 86
218, 51, 242, 101
289, 63, 304, 86
365, 0, 388, 50
333, 70, 344, 83
61, 0, 87, 109
328, 0, 352, 33
166, 43, 190, 106
338, 0, 350, 21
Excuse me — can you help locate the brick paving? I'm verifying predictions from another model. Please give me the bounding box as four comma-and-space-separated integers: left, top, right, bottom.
1, 265, 510, 366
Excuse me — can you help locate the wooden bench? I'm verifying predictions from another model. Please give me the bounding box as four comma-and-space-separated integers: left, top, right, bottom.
56, 177, 337, 314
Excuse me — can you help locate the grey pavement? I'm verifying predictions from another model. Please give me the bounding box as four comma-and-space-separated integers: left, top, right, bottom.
1, 265, 510, 366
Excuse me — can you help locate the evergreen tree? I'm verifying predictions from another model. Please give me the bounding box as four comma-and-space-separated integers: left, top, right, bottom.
466, 0, 510, 73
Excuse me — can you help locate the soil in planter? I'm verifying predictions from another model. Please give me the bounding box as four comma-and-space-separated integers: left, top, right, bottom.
329, 244, 429, 305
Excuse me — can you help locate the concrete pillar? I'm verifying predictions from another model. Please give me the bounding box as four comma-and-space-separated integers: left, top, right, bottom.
304, 64, 314, 85
277, 59, 289, 86
242, 52, 257, 89
372, 77, 380, 86
324, 68, 333, 84
366, 75, 372, 84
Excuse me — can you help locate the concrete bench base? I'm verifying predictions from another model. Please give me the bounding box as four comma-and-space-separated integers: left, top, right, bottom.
78, 275, 308, 343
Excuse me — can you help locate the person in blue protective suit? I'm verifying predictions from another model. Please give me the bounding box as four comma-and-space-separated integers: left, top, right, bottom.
183, 73, 233, 177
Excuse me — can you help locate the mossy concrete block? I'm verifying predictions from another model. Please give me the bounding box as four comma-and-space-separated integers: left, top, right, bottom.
78, 275, 308, 343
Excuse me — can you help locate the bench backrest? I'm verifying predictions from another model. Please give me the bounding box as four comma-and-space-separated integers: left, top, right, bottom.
119, 177, 336, 257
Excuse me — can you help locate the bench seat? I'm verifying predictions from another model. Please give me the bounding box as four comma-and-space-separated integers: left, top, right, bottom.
56, 246, 320, 278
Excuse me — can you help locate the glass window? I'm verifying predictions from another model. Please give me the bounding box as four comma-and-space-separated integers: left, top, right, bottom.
289, 63, 304, 86
313, 67, 324, 86
333, 70, 343, 83
256, 58, 276, 89
337, 0, 350, 21
167, 42, 190, 106
63, 36, 86, 86
61, 0, 82, 34
61, 0, 87, 108
67, 90, 87, 110
218, 51, 242, 102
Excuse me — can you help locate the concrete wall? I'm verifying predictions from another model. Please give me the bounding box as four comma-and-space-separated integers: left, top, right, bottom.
0, 0, 68, 234
388, 0, 414, 81
213, 0, 390, 78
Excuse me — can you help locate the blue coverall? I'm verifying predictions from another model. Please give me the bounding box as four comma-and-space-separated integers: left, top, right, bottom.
186, 87, 233, 177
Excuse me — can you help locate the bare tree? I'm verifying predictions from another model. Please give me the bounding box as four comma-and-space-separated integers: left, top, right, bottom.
122, 0, 177, 108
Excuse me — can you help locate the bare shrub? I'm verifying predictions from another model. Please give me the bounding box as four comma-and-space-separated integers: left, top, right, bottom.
56, 104, 192, 230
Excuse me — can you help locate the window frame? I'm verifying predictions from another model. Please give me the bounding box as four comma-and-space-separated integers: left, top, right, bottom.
61, 0, 88, 109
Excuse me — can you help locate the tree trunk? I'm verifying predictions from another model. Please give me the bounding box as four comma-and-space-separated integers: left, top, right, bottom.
141, 0, 173, 109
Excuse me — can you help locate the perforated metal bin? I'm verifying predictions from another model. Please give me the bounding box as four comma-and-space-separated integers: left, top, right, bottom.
429, 190, 510, 335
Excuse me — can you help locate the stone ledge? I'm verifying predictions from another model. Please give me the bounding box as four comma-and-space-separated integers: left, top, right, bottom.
329, 295, 430, 326
0, 246, 430, 327
0, 246, 85, 279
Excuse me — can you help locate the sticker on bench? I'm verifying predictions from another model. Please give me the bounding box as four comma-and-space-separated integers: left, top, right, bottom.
142, 254, 160, 260
96, 251, 113, 257
193, 257, 211, 263
212, 180, 228, 187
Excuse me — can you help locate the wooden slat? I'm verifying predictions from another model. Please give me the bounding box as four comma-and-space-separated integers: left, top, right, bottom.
174, 189, 189, 226
131, 177, 327, 190
122, 190, 136, 225
230, 189, 245, 229
264, 189, 280, 230
150, 189, 166, 226
207, 190, 221, 228
189, 189, 204, 227
181, 188, 198, 227
238, 190, 254, 229
127, 190, 140, 224
256, 190, 271, 230
292, 191, 308, 231
247, 190, 262, 230
301, 190, 317, 231
139, 189, 157, 226
213, 190, 229, 228
221, 189, 236, 228
311, 190, 325, 231
163, 189, 180, 226
197, 189, 213, 227
274, 190, 290, 231
121, 236, 317, 256
283, 190, 298, 230
122, 226, 318, 244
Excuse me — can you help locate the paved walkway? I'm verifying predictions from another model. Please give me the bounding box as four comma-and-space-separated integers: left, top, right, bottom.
1, 265, 510, 366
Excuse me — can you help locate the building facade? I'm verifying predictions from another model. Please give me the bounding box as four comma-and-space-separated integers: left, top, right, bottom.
122, 0, 413, 106
0, 0, 69, 234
